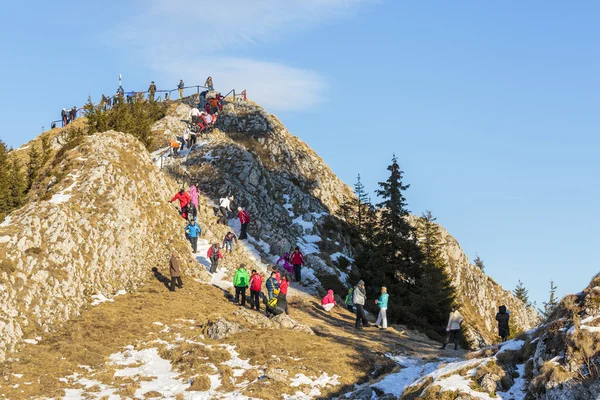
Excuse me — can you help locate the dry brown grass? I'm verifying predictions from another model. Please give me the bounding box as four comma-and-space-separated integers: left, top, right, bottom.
530, 362, 575, 396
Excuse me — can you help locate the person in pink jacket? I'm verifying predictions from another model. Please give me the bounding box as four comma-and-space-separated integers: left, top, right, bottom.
276, 253, 294, 277
189, 183, 199, 210
321, 289, 336, 312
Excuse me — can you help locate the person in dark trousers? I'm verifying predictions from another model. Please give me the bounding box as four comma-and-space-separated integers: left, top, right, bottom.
70, 106, 77, 123
207, 243, 222, 273
441, 306, 464, 350
290, 247, 304, 282
169, 251, 183, 291
237, 207, 251, 240
249, 269, 263, 311
170, 188, 192, 220
345, 287, 354, 313
219, 196, 233, 222
184, 219, 201, 253
61, 108, 68, 127
148, 81, 157, 102
222, 231, 238, 254
265, 271, 280, 300
353, 280, 370, 329
233, 264, 250, 306
496, 305, 510, 342
278, 275, 290, 315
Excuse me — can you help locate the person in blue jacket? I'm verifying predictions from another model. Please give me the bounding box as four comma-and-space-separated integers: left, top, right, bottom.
184, 219, 201, 253
265, 271, 280, 300
375, 286, 389, 330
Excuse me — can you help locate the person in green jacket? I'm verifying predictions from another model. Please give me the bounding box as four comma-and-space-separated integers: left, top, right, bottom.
345, 287, 354, 313
375, 286, 389, 330
233, 263, 250, 306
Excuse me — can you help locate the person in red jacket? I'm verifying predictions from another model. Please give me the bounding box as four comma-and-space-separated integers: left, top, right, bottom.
207, 243, 223, 273
272, 266, 281, 284
321, 289, 337, 312
249, 270, 263, 311
237, 207, 251, 240
290, 247, 304, 283
169, 188, 191, 220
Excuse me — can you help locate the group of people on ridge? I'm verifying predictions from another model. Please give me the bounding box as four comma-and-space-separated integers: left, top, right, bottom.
58, 107, 77, 128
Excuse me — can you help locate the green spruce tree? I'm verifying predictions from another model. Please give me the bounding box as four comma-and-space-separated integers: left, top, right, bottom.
513, 280, 531, 306
539, 280, 559, 319
9, 159, 26, 209
0, 139, 12, 216
414, 210, 456, 338
354, 174, 370, 232
474, 253, 485, 272
26, 144, 41, 190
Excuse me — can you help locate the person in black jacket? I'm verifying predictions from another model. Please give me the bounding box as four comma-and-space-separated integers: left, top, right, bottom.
496, 305, 510, 342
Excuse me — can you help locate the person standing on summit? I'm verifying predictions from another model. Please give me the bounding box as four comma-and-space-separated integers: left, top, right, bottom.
237, 207, 251, 240
178, 79, 185, 99
148, 81, 157, 102
205, 76, 213, 90
290, 247, 304, 282
496, 305, 510, 342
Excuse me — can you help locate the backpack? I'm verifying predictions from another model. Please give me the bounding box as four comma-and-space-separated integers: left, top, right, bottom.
267, 297, 278, 310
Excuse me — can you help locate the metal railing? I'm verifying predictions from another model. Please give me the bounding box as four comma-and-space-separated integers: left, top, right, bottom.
49, 84, 247, 130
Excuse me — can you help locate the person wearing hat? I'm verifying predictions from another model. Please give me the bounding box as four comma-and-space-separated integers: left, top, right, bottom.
169, 251, 183, 292
352, 280, 370, 329
148, 81, 157, 102
184, 218, 201, 253
237, 207, 251, 240
233, 264, 250, 306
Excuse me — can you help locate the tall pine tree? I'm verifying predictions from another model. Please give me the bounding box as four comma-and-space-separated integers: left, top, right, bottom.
354, 174, 370, 233
414, 210, 456, 338
0, 139, 11, 216
513, 280, 531, 306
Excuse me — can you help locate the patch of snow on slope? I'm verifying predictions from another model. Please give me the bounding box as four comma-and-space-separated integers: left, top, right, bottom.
497, 340, 525, 354
330, 252, 354, 263
373, 359, 441, 397
292, 216, 314, 232
0, 216, 11, 227
498, 363, 526, 400
436, 374, 496, 399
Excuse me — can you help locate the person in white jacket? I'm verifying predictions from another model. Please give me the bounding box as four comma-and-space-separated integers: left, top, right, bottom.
441, 306, 463, 350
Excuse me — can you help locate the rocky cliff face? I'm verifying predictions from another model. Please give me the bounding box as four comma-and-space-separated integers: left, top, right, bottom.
0, 132, 209, 361
413, 216, 539, 346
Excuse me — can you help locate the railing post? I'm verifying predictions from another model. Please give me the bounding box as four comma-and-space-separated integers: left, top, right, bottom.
233, 89, 235, 102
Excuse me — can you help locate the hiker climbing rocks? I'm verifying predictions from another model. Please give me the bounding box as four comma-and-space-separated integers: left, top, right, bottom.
169, 251, 183, 292
496, 305, 510, 342
233, 264, 250, 306
178, 79, 184, 99
321, 289, 336, 312
189, 183, 199, 212
208, 96, 220, 114
182, 128, 190, 149
189, 107, 201, 121
218, 195, 233, 224
169, 138, 181, 156
353, 280, 370, 329
290, 247, 304, 282
375, 286, 389, 330
265, 271, 280, 300
237, 207, 251, 240
184, 219, 201, 253
170, 188, 191, 220
205, 76, 213, 90
222, 231, 238, 254
187, 199, 197, 222
249, 269, 263, 311
207, 242, 222, 273
345, 287, 355, 313
148, 81, 156, 102
441, 306, 464, 350
276, 252, 295, 277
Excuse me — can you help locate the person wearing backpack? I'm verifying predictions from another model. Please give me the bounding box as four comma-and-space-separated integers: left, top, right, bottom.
345, 287, 355, 313
207, 243, 222, 273
375, 286, 389, 330
184, 219, 201, 253
249, 270, 263, 311
290, 247, 304, 282
265, 272, 280, 300
233, 264, 250, 306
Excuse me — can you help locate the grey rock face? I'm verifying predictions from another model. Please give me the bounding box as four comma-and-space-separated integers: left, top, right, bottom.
206, 318, 248, 340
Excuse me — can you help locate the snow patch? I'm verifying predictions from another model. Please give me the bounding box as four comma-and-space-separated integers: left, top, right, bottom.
0, 235, 11, 243
0, 216, 12, 227
436, 374, 496, 400
292, 216, 314, 232
330, 252, 354, 263
497, 340, 525, 354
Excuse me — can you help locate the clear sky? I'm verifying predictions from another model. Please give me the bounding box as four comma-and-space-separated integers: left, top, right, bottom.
2, 1, 598, 306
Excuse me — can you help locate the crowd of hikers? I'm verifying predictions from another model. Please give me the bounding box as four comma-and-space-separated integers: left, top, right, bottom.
55, 106, 78, 128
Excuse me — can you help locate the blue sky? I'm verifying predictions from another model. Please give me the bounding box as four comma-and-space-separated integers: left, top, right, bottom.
2, 1, 598, 306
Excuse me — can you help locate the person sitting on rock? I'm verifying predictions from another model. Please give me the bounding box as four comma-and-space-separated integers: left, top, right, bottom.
249, 269, 263, 311
233, 264, 250, 307
222, 232, 238, 254
321, 289, 337, 312
169, 188, 191, 220
265, 271, 280, 300
184, 219, 201, 253
207, 242, 223, 273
